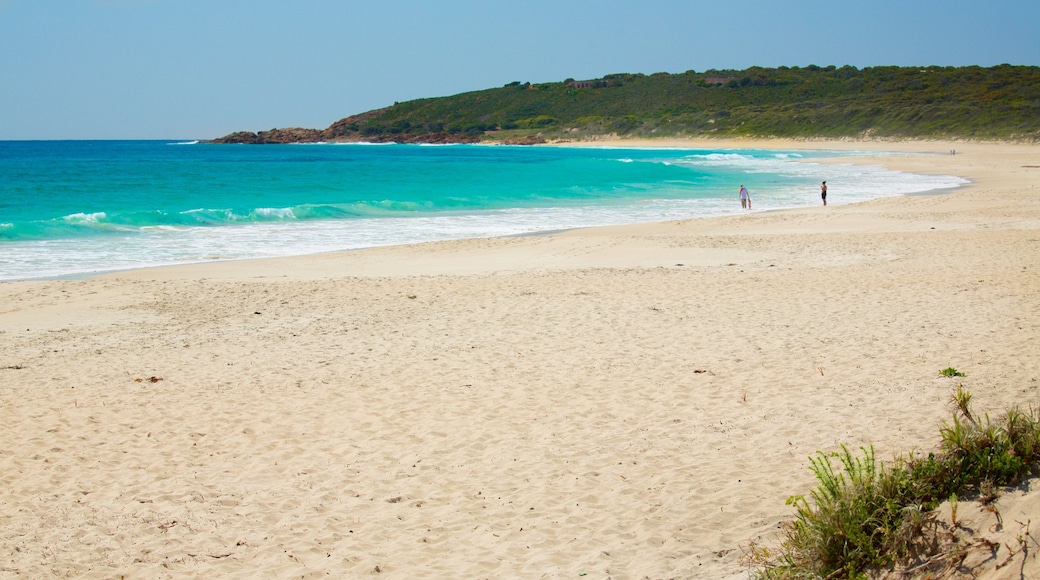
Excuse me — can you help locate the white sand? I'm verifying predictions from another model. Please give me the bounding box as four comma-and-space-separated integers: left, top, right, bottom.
1, 139, 1038, 578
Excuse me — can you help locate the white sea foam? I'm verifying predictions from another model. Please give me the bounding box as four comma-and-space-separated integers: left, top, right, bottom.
62, 212, 106, 223
686, 152, 755, 162
255, 207, 296, 220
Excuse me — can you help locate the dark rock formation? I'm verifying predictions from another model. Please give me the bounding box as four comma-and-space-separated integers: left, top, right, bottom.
211, 127, 324, 144
210, 126, 511, 145
210, 106, 545, 145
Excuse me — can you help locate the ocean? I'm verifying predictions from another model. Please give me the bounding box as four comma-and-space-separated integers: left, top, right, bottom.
0, 140, 967, 281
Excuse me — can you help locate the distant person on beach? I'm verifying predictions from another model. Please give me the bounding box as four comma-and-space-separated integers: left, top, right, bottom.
739, 185, 751, 209
821, 181, 828, 206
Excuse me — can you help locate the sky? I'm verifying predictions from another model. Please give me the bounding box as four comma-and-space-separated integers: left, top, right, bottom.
2, 0, 1038, 140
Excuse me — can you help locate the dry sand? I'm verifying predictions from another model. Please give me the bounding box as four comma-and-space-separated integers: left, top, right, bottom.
1, 139, 1038, 578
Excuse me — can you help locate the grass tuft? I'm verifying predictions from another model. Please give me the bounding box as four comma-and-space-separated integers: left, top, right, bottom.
748, 389, 1040, 578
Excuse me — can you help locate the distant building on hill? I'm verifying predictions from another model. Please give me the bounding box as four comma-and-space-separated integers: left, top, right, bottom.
703, 77, 733, 85
568, 79, 616, 89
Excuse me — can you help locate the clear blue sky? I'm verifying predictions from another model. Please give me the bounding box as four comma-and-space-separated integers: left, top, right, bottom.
2, 0, 1037, 140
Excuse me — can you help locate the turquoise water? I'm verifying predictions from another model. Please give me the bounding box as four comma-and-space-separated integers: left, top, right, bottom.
0, 141, 965, 280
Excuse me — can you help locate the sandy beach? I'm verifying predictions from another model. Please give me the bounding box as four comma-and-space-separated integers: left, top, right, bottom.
2, 139, 1039, 578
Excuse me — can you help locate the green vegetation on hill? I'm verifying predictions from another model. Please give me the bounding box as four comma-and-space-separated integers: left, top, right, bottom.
215, 65, 1040, 143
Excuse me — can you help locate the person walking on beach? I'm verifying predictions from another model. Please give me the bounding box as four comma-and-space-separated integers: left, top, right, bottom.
739, 185, 751, 209
820, 181, 828, 206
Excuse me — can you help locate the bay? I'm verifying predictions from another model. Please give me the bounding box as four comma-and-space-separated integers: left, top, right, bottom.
0, 141, 966, 280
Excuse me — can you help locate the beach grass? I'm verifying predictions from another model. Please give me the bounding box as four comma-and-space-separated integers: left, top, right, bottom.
747, 389, 1040, 578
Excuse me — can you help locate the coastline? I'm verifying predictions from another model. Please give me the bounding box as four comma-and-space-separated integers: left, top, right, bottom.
5, 139, 955, 283
2, 138, 1038, 578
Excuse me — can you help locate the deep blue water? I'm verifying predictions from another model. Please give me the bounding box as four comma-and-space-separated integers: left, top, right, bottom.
0, 141, 965, 280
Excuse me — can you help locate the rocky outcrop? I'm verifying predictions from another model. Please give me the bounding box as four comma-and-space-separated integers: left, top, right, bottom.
211, 127, 545, 145
210, 107, 545, 145
322, 108, 391, 139
210, 127, 324, 144
211, 127, 505, 145
210, 131, 266, 144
